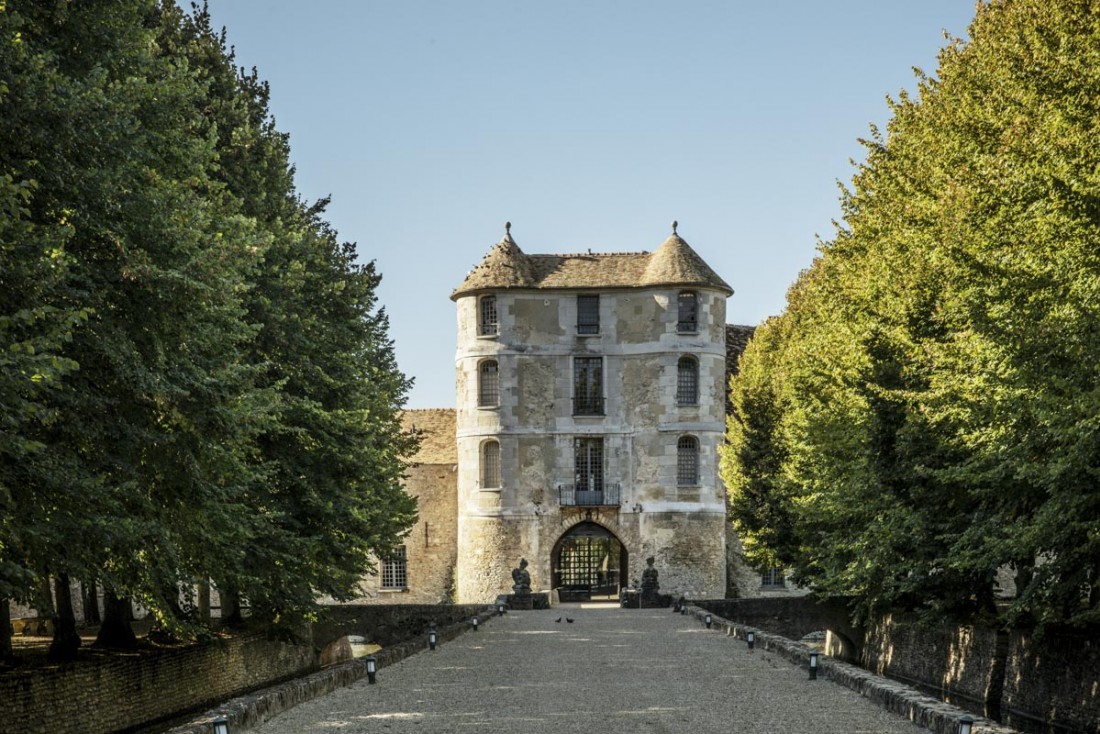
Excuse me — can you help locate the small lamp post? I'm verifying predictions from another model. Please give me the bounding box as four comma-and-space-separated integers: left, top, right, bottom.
705, 614, 713, 629
959, 715, 975, 734
212, 716, 229, 734
428, 628, 438, 651
366, 655, 378, 684
809, 651, 819, 680
747, 631, 755, 651
472, 616, 479, 632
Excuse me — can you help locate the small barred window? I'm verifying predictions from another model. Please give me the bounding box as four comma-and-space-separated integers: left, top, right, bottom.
481, 440, 501, 488
677, 356, 698, 405
677, 291, 698, 333
577, 294, 600, 334
479, 295, 499, 335
381, 546, 408, 589
479, 360, 499, 407
677, 436, 699, 486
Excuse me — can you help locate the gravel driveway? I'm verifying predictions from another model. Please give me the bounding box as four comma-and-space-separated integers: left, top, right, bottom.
254, 604, 931, 734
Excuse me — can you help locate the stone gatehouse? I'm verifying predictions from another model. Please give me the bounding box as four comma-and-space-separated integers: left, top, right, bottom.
357, 224, 792, 604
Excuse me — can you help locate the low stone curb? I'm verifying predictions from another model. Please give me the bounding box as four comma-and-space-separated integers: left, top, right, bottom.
164, 607, 496, 734
685, 606, 1020, 734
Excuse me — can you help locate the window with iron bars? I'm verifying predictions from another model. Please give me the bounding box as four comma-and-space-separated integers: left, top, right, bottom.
479, 294, 498, 336
677, 291, 698, 333
577, 294, 600, 334
677, 356, 698, 405
573, 357, 604, 415
478, 360, 499, 407
481, 440, 501, 488
677, 435, 699, 486
381, 546, 408, 589
574, 437, 604, 492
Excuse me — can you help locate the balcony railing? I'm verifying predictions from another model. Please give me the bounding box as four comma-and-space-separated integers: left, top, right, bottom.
572, 396, 605, 416
558, 483, 621, 507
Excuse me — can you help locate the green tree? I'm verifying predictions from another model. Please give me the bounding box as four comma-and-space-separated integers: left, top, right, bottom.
724, 0, 1100, 628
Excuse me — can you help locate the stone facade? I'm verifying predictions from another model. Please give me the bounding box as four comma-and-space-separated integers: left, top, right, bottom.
351, 409, 458, 604
342, 226, 794, 606
450, 225, 735, 602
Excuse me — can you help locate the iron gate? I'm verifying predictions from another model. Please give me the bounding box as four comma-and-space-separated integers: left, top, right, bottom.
553, 523, 623, 602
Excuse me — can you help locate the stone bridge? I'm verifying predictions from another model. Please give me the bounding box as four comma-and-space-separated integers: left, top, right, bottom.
694, 596, 863, 658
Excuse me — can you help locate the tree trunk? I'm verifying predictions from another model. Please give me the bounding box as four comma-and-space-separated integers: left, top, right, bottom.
47, 573, 82, 662
82, 580, 101, 625
221, 587, 243, 626
197, 579, 211, 621
36, 575, 55, 618
1, 597, 14, 666
93, 589, 138, 650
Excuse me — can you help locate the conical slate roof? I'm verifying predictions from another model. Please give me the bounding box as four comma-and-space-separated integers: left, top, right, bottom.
641, 234, 732, 294
451, 226, 732, 299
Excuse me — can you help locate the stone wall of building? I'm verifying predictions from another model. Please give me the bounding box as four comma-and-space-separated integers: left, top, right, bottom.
454, 285, 730, 602
351, 410, 458, 604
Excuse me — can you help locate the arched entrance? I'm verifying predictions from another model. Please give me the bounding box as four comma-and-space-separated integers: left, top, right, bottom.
552, 522, 627, 602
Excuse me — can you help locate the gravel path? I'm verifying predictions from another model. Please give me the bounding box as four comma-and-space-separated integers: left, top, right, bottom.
254, 604, 931, 734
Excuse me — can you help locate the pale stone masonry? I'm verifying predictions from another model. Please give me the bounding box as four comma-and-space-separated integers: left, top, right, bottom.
362, 225, 778, 603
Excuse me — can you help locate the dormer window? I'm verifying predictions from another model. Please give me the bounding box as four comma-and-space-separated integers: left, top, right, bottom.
479, 295, 499, 336
677, 291, 698, 333
577, 294, 600, 335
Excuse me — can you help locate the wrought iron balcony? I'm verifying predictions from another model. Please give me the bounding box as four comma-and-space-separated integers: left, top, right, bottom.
572, 396, 605, 416
558, 483, 621, 507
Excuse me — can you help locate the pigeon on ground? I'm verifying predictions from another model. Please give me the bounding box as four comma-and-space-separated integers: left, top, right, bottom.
555, 617, 561, 623
566, 617, 574, 623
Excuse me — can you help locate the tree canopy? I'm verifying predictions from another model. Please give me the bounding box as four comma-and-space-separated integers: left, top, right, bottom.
722, 0, 1100, 628
1, 0, 416, 661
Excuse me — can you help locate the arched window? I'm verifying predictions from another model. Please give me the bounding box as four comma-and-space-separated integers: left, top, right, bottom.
481, 440, 501, 488
479, 295, 498, 335
677, 291, 698, 333
677, 436, 699, 486
677, 356, 698, 405
478, 360, 499, 407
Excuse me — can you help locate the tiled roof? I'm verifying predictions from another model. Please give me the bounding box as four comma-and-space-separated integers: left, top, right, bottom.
452, 230, 733, 299
724, 324, 756, 414
401, 409, 457, 465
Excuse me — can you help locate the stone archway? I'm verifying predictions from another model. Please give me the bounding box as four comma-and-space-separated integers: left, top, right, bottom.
551, 522, 628, 602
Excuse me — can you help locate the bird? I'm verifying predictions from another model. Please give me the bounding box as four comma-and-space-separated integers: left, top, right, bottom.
566, 617, 574, 623
555, 617, 561, 623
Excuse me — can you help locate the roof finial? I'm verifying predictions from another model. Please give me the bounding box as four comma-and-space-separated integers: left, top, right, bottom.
672, 220, 678, 235
505, 221, 511, 236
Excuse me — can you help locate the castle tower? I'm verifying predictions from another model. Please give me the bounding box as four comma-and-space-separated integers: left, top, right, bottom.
450, 224, 733, 602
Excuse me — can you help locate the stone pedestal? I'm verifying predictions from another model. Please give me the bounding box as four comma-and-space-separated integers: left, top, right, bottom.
508, 594, 533, 610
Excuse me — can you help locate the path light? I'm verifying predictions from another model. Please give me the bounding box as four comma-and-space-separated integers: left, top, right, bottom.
472, 616, 479, 632
809, 651, 819, 680
959, 715, 975, 734
212, 716, 229, 734
705, 614, 713, 629
747, 631, 755, 651
366, 655, 378, 684
428, 628, 438, 651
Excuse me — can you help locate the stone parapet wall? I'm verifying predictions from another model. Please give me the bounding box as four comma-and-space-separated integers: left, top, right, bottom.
862, 614, 1002, 712
1002, 627, 1100, 734
698, 597, 1099, 734
686, 605, 1019, 734
1, 633, 316, 734
0, 603, 486, 734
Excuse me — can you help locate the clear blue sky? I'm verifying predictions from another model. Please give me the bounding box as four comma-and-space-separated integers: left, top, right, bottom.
206, 1, 977, 409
